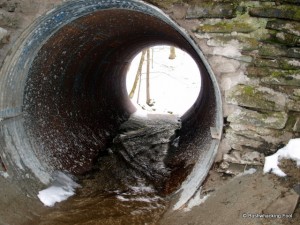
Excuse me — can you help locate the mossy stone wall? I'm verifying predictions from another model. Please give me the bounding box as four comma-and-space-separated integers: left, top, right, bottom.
150, 0, 300, 169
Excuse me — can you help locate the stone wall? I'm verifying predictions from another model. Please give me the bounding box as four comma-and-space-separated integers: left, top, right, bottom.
0, 0, 299, 173
154, 0, 300, 172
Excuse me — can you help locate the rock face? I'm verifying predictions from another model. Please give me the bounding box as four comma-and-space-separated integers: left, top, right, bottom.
228, 108, 288, 130
112, 114, 181, 190
179, 0, 300, 169
186, 2, 237, 19
226, 84, 287, 111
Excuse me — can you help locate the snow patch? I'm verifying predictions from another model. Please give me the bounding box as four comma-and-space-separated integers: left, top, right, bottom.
183, 189, 210, 212
0, 171, 9, 178
38, 171, 80, 207
132, 108, 148, 118
237, 168, 257, 177
129, 185, 155, 193
116, 195, 160, 203
264, 138, 300, 177
243, 168, 257, 175
235, 168, 257, 178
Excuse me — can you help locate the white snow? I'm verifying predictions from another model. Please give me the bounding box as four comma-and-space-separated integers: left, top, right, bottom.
129, 185, 155, 193
183, 188, 210, 212
131, 102, 148, 118
243, 168, 257, 175
126, 45, 201, 116
0, 171, 9, 178
37, 171, 80, 207
263, 138, 300, 177
116, 195, 160, 203
236, 168, 257, 178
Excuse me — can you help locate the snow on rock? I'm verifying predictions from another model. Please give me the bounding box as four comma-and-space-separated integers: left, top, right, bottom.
0, 171, 9, 178
243, 168, 257, 175
38, 171, 80, 207
263, 138, 300, 177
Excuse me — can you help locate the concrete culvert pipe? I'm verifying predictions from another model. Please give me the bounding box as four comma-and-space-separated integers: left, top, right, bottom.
0, 0, 222, 221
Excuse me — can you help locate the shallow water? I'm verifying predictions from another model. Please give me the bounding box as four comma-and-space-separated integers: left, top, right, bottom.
29, 114, 181, 225
31, 153, 169, 225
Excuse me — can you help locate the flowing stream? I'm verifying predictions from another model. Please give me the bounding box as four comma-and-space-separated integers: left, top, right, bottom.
29, 113, 181, 225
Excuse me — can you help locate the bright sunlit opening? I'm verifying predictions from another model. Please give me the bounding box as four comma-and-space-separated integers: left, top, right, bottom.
126, 45, 201, 116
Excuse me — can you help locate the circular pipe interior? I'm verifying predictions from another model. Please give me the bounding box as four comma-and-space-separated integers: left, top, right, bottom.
0, 0, 222, 203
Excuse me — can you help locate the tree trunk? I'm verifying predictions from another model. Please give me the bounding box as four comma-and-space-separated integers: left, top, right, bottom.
129, 50, 147, 99
146, 48, 152, 106
169, 46, 176, 60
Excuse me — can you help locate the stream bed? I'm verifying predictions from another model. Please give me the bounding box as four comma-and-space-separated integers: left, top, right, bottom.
29, 113, 181, 225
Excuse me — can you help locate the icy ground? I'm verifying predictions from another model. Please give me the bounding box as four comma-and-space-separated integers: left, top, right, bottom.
126, 45, 201, 116
264, 138, 300, 177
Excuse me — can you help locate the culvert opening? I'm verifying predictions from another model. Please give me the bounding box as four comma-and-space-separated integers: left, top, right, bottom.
126, 45, 201, 116
0, 0, 223, 223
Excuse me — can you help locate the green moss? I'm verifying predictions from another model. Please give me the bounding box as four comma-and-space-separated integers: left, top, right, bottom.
266, 20, 300, 37
259, 44, 287, 57
248, 67, 300, 85
262, 75, 300, 87
270, 70, 300, 78
253, 58, 300, 70
196, 20, 256, 33
207, 35, 259, 51
243, 85, 255, 95
266, 31, 300, 47
247, 67, 273, 77
241, 37, 260, 50
249, 5, 300, 21
271, 70, 283, 78
226, 85, 284, 111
